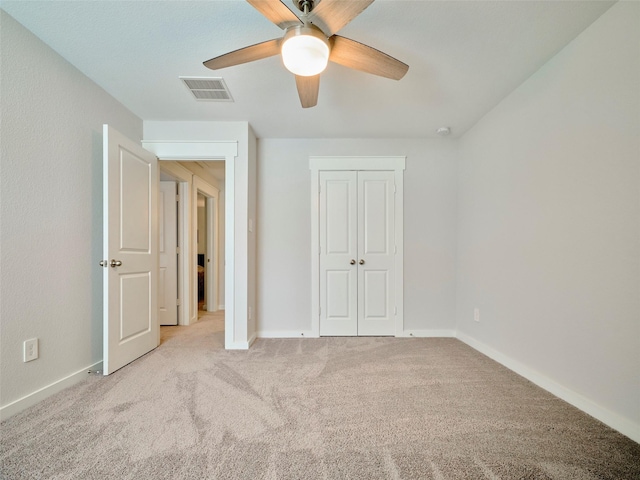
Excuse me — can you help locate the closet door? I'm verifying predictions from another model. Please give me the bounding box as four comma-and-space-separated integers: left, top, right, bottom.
319, 170, 395, 336
319, 171, 358, 336
357, 171, 395, 335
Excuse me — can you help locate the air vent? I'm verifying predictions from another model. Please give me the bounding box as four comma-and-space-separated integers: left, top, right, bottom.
180, 77, 233, 102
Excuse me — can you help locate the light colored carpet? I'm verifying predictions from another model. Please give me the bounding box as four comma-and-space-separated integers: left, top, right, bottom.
1, 311, 639, 479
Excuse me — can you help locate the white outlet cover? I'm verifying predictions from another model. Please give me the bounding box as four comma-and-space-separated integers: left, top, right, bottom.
474, 308, 480, 322
24, 338, 39, 362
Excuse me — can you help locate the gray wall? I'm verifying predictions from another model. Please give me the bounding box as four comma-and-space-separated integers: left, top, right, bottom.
256, 138, 459, 336
1, 11, 142, 406
456, 1, 639, 430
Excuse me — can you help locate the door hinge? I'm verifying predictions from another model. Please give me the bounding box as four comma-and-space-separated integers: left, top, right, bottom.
176, 194, 180, 202
318, 245, 321, 254
177, 299, 181, 306
394, 245, 397, 254
394, 306, 397, 315
319, 306, 321, 317
393, 184, 396, 193
176, 247, 180, 254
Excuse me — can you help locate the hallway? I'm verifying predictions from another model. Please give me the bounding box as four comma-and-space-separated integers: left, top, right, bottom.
160, 310, 225, 348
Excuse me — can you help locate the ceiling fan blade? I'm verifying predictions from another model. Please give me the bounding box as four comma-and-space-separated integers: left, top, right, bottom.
204, 38, 281, 70
307, 0, 374, 36
246, 0, 302, 29
295, 74, 320, 108
329, 35, 409, 80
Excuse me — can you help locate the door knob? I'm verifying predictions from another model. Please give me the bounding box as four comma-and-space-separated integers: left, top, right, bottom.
359, 259, 365, 265
110, 259, 122, 267
99, 260, 108, 267
350, 259, 356, 265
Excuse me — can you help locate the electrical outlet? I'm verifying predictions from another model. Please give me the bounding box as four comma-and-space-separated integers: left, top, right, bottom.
24, 338, 39, 362
474, 308, 480, 322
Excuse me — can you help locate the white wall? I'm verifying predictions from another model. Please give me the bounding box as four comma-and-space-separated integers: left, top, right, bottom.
456, 1, 639, 439
0, 12, 142, 412
256, 139, 458, 336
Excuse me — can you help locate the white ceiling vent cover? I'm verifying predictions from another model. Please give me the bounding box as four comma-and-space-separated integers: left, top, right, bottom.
181, 77, 233, 102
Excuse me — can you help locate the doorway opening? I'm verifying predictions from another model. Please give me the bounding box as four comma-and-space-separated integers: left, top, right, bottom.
158, 161, 224, 329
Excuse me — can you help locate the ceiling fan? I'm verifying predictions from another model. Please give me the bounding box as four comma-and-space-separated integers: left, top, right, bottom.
203, 0, 409, 108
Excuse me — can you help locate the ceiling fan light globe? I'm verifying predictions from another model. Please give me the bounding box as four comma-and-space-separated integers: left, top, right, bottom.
281, 26, 330, 76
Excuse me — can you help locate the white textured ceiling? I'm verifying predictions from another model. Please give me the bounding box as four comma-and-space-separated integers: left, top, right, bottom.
1, 0, 615, 138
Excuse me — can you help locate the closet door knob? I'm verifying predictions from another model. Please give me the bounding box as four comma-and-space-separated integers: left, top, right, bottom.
359, 259, 365, 265
110, 259, 122, 267
350, 259, 356, 265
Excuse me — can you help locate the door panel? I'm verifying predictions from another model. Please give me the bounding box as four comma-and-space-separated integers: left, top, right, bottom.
325, 180, 353, 254
120, 273, 151, 339
103, 125, 158, 375
358, 171, 395, 336
120, 153, 151, 250
362, 180, 389, 254
362, 270, 388, 318
159, 182, 178, 325
326, 270, 352, 318
319, 171, 357, 336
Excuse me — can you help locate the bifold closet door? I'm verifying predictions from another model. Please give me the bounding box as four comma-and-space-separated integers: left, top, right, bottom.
319, 171, 358, 336
357, 171, 395, 336
319, 170, 395, 336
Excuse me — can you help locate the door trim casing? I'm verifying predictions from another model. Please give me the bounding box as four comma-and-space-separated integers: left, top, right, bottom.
310, 156, 405, 337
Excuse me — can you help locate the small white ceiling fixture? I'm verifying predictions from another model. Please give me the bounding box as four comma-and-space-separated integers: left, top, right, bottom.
181, 77, 233, 102
436, 127, 451, 137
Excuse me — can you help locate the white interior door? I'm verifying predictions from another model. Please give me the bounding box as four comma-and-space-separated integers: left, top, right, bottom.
357, 171, 395, 335
319, 171, 358, 335
103, 125, 159, 375
319, 170, 395, 336
159, 181, 178, 325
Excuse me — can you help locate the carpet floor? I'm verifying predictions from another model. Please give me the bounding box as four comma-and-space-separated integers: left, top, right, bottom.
1, 311, 639, 479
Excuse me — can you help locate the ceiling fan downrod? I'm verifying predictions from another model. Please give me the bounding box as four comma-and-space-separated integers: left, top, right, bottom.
295, 0, 314, 16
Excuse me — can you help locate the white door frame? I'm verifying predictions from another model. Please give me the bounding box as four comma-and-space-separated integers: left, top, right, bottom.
310, 156, 406, 337
144, 141, 237, 348
159, 181, 179, 326
159, 162, 192, 326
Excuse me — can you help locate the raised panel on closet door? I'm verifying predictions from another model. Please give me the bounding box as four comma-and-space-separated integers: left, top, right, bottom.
319, 171, 358, 336
357, 171, 395, 336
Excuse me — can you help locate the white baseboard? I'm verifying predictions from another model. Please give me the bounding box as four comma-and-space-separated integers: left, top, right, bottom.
257, 330, 317, 338
224, 334, 255, 350
257, 330, 456, 339
398, 329, 456, 338
0, 361, 103, 421
457, 332, 640, 444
